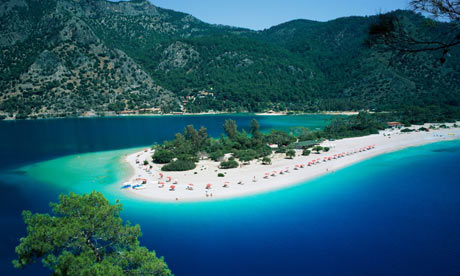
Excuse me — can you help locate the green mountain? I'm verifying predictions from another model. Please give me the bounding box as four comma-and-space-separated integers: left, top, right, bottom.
0, 0, 459, 119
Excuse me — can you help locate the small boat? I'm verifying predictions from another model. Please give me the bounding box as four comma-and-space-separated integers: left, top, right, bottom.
132, 184, 145, 190
121, 184, 131, 189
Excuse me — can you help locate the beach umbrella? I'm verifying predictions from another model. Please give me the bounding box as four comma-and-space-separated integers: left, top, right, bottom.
265, 173, 270, 176
206, 184, 212, 189
188, 183, 194, 186
170, 185, 175, 190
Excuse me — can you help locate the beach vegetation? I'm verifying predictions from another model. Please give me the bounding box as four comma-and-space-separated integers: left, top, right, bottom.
250, 119, 261, 138
209, 150, 225, 161
143, 160, 149, 165
152, 149, 174, 164
218, 173, 225, 177
401, 128, 415, 133
275, 146, 287, 154
313, 146, 324, 154
13, 192, 172, 275
149, 111, 451, 171
220, 160, 239, 169
286, 149, 296, 159
162, 159, 196, 171
262, 156, 272, 165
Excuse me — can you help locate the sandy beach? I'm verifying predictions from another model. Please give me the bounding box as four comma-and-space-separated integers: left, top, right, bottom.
122, 123, 460, 202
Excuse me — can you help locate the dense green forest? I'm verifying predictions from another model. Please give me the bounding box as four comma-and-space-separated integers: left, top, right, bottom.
0, 0, 459, 119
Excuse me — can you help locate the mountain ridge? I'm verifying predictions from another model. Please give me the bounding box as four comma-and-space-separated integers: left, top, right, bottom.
0, 0, 459, 119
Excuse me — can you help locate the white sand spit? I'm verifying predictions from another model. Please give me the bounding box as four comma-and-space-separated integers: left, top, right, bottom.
122, 123, 460, 202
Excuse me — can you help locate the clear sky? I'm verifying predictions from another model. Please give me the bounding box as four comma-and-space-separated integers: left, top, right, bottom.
147, 0, 410, 30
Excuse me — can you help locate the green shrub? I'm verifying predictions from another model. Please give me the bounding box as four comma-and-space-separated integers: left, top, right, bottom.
286, 149, 296, 159
275, 147, 287, 154
152, 149, 174, 164
209, 151, 224, 161
143, 160, 149, 165
323, 147, 330, 152
302, 149, 311, 156
161, 159, 196, 171
262, 156, 271, 165
401, 128, 414, 133
177, 154, 199, 163
218, 173, 225, 177
220, 160, 239, 169
312, 146, 323, 153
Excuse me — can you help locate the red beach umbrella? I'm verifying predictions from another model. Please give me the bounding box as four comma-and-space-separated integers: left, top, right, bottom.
170, 185, 175, 190
206, 184, 212, 189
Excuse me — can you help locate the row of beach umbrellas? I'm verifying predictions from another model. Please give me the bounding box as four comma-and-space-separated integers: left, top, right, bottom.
141, 145, 377, 191
263, 144, 376, 178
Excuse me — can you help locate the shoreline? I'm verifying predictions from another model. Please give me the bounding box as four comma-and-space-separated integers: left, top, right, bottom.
122, 123, 460, 202
1, 111, 357, 121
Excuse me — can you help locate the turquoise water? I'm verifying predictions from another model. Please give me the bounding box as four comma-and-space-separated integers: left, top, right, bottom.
17, 140, 460, 276
0, 114, 334, 170
1, 116, 460, 275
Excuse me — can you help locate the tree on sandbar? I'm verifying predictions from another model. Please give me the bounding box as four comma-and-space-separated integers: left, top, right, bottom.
286, 149, 296, 159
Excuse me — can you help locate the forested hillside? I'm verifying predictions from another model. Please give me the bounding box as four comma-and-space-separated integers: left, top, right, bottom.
0, 0, 459, 119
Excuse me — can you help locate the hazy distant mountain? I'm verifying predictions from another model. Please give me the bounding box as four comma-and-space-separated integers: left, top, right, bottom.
0, 0, 459, 119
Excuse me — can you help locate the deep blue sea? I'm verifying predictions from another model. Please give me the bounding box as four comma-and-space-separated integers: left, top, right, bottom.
1, 115, 459, 275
